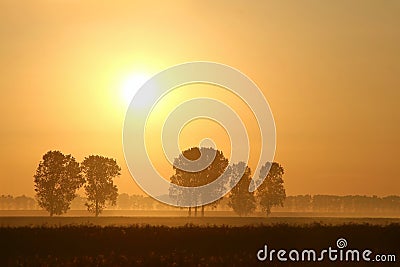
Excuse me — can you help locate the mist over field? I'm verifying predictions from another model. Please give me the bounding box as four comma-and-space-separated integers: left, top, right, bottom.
1, 0, 399, 266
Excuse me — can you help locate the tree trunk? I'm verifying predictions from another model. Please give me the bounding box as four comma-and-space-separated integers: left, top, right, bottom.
188, 207, 192, 217
95, 200, 99, 217
201, 205, 205, 217
49, 202, 53, 217
49, 194, 54, 217
266, 207, 271, 217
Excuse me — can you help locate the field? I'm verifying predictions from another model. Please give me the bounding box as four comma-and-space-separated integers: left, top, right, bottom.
1, 215, 399, 266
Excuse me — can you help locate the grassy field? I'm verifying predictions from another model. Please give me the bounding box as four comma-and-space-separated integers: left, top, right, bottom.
1, 215, 400, 227
1, 216, 399, 266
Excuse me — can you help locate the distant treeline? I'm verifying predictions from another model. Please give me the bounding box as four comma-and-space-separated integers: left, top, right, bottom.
0, 195, 37, 210
274, 195, 400, 214
1, 194, 400, 214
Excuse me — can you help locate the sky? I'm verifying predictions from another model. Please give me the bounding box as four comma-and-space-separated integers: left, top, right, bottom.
0, 0, 399, 197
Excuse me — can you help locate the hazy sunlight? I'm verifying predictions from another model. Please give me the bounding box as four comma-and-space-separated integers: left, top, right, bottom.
120, 72, 152, 106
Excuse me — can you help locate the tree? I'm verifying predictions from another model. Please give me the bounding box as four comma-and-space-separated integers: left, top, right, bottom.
169, 147, 228, 217
117, 193, 132, 210
228, 162, 256, 216
0, 195, 14, 210
14, 195, 36, 210
81, 155, 120, 216
34, 150, 83, 216
256, 162, 286, 216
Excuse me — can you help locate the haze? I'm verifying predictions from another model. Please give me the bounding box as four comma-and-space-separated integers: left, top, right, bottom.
0, 1, 399, 197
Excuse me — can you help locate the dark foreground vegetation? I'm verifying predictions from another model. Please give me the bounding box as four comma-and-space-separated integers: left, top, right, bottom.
1, 222, 399, 266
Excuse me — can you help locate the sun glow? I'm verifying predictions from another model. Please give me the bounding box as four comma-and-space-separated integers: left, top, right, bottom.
120, 72, 152, 106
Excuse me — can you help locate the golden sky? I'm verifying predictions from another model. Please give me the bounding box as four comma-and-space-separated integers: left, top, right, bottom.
0, 1, 399, 197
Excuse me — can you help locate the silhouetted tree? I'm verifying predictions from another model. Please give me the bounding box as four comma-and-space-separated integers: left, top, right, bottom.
81, 155, 120, 216
33, 150, 83, 216
14, 195, 36, 210
142, 196, 156, 210
117, 193, 132, 210
382, 196, 400, 213
256, 162, 286, 216
169, 147, 228, 217
228, 162, 256, 216
0, 195, 14, 210
284, 195, 312, 212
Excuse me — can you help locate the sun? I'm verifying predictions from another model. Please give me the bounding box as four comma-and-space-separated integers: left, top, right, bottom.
120, 72, 152, 105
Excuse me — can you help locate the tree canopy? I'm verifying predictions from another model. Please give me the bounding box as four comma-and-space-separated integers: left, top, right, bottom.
228, 162, 256, 216
81, 155, 120, 216
34, 150, 84, 216
256, 162, 286, 216
170, 147, 228, 216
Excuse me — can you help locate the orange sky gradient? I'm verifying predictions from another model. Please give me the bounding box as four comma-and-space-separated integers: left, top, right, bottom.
0, 1, 399, 197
